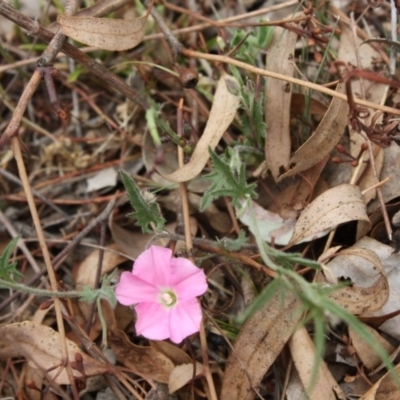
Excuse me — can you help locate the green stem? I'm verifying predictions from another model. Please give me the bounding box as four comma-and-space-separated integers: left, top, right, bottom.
0, 278, 84, 298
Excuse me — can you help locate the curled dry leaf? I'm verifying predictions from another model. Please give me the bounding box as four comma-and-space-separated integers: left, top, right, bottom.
264, 23, 298, 180
57, 14, 148, 51
289, 326, 345, 400
288, 184, 370, 245
278, 84, 349, 181
169, 362, 204, 394
327, 241, 390, 315
220, 290, 302, 400
108, 329, 175, 383
162, 74, 240, 183
325, 237, 400, 340
0, 321, 109, 385
326, 247, 389, 315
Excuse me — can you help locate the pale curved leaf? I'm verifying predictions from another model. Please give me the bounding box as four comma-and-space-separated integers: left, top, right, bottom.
264, 23, 298, 180
58, 15, 148, 51
289, 184, 370, 245
169, 362, 204, 393
278, 84, 348, 181
289, 326, 345, 400
161, 74, 240, 183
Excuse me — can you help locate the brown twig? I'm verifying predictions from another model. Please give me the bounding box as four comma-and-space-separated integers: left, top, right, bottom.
141, 1, 400, 116
349, 13, 392, 240
0, 69, 42, 149
10, 135, 80, 398
176, 98, 218, 399
0, 0, 148, 108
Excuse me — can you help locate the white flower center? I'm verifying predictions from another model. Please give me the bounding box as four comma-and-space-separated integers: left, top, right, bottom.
159, 289, 177, 308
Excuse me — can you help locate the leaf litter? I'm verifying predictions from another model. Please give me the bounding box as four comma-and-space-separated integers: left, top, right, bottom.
1, 1, 400, 399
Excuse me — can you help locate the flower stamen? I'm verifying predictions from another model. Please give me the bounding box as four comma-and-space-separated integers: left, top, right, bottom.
160, 290, 177, 307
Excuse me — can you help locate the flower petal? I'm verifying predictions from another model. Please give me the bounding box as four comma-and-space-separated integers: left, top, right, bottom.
135, 302, 171, 341
169, 298, 203, 343
115, 272, 159, 305
132, 246, 172, 286
170, 258, 208, 299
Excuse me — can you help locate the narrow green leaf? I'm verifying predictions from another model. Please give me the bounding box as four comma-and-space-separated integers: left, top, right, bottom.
120, 170, 165, 233
200, 148, 257, 211
0, 237, 22, 281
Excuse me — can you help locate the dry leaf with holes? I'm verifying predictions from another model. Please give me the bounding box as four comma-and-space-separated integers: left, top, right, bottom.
278, 83, 349, 181
289, 326, 346, 400
162, 74, 240, 182
264, 22, 298, 180
57, 14, 148, 51
220, 290, 302, 400
0, 321, 109, 384
289, 184, 370, 245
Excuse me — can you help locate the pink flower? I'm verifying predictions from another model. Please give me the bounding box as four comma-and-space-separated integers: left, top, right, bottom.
115, 245, 208, 343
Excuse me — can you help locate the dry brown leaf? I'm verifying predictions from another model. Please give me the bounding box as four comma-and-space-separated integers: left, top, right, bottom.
57, 15, 148, 51
109, 217, 152, 260
289, 326, 345, 400
162, 74, 240, 183
327, 247, 389, 314
0, 321, 109, 384
291, 93, 328, 116
325, 237, 400, 339
278, 83, 349, 181
349, 324, 395, 370
360, 364, 400, 400
264, 24, 298, 180
220, 290, 302, 400
150, 340, 191, 366
288, 184, 370, 245
169, 362, 204, 394
74, 243, 126, 289
108, 329, 175, 383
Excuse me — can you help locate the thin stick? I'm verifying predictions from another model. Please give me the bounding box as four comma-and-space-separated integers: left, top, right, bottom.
349, 12, 392, 240
11, 136, 75, 396
0, 70, 42, 148
176, 98, 217, 400
181, 49, 400, 116
0, 211, 45, 276
144, 0, 299, 41
0, 0, 148, 108
0, 198, 116, 313
176, 99, 193, 254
